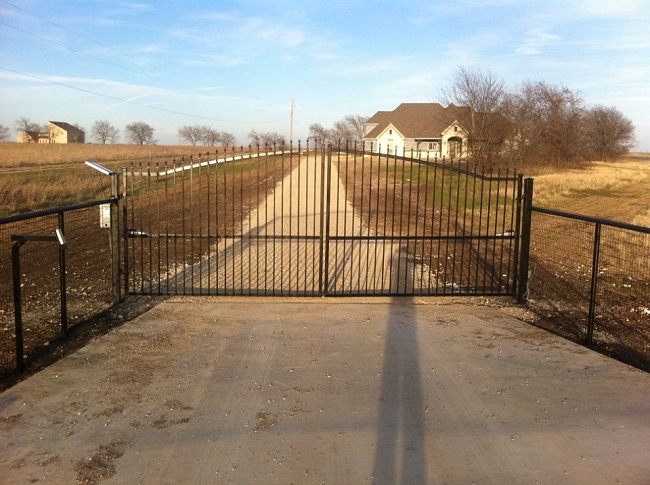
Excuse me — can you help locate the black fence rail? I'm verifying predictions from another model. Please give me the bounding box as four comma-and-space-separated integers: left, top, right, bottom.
0, 198, 120, 376
521, 179, 650, 370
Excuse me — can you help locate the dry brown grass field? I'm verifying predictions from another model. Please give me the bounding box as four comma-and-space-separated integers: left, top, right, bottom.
1, 143, 648, 225
0, 143, 247, 216
526, 152, 650, 226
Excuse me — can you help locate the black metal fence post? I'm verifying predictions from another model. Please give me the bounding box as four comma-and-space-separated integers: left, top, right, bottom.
11, 239, 26, 372
122, 167, 130, 296
58, 213, 68, 337
587, 223, 602, 344
110, 173, 121, 301
517, 177, 534, 304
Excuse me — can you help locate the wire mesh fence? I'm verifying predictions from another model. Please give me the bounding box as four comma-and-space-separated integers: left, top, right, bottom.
0, 200, 118, 377
527, 208, 650, 371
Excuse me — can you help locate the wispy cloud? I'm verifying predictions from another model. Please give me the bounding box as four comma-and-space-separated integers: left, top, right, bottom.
516, 28, 560, 55
572, 0, 648, 19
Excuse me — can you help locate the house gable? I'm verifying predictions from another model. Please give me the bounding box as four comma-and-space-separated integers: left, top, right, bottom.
363, 103, 471, 158
48, 121, 85, 143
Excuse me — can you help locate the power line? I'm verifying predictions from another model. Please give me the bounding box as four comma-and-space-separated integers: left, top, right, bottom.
0, 65, 269, 124
0, 0, 199, 88
0, 21, 179, 88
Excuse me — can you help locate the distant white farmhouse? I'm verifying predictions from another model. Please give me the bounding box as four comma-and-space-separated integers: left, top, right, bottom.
17, 121, 85, 144
363, 103, 472, 159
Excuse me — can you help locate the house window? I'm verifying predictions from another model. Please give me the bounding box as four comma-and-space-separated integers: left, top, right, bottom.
389, 129, 393, 135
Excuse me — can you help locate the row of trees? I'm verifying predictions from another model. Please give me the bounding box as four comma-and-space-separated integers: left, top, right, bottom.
90, 120, 157, 145
308, 115, 367, 148
0, 118, 158, 145
90, 120, 156, 145
442, 67, 636, 164
179, 125, 236, 147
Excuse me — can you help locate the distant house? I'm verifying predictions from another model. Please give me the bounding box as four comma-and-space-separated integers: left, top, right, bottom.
17, 121, 85, 144
363, 103, 472, 159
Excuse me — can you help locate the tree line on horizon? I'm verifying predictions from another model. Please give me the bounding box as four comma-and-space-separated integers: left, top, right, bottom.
438, 67, 636, 164
0, 66, 637, 163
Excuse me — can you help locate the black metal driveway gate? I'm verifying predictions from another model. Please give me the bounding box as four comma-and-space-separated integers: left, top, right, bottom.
123, 145, 523, 297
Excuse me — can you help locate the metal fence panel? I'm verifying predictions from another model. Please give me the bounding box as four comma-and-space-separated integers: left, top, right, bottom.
527, 207, 650, 370
0, 200, 117, 376
125, 145, 522, 297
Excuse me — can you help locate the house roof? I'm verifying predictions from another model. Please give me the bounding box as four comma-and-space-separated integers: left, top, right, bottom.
49, 121, 84, 133
364, 103, 471, 140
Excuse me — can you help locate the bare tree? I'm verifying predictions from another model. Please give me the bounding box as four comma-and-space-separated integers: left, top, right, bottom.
344, 115, 368, 142
331, 120, 354, 146
15, 117, 42, 133
92, 120, 119, 144
0, 124, 10, 142
308, 123, 331, 148
441, 66, 508, 162
248, 130, 261, 146
125, 121, 155, 145
249, 130, 286, 147
583, 105, 635, 161
219, 132, 237, 147
200, 126, 221, 146
179, 125, 202, 146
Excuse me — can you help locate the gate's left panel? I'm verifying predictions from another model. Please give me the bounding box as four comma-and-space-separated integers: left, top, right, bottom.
124, 147, 321, 296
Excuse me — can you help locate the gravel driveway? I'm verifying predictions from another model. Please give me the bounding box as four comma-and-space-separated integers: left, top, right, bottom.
1, 297, 649, 483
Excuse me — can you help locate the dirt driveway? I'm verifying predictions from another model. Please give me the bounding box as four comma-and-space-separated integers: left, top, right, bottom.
1, 297, 649, 484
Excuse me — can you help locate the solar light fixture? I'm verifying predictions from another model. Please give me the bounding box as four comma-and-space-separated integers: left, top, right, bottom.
85, 160, 116, 176
55, 228, 67, 248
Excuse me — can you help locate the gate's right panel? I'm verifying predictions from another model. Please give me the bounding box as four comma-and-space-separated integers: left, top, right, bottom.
326, 148, 522, 296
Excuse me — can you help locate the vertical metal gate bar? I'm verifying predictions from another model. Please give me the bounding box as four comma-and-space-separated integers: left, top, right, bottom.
474, 167, 485, 291
458, 164, 470, 292
512, 174, 524, 296
483, 172, 494, 293
289, 146, 294, 294
264, 147, 269, 296
435, 160, 445, 293
238, 151, 243, 296
171, 160, 178, 295
375, 149, 384, 292
206, 154, 211, 294
380, 151, 390, 293
403, 151, 411, 293
467, 165, 479, 293
412, 154, 422, 293
155, 162, 161, 294
246, 149, 252, 295
302, 143, 308, 294
136, 162, 143, 293
427, 160, 439, 293
198, 155, 204, 295
214, 156, 220, 295
254, 148, 260, 294
122, 166, 129, 295
420, 154, 431, 294
362, 145, 371, 294
338, 148, 346, 293
451, 160, 463, 292
497, 169, 509, 292
443, 160, 450, 294
312, 145, 318, 293
355, 146, 363, 294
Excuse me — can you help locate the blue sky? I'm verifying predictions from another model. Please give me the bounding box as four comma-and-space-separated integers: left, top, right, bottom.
1, 0, 649, 150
